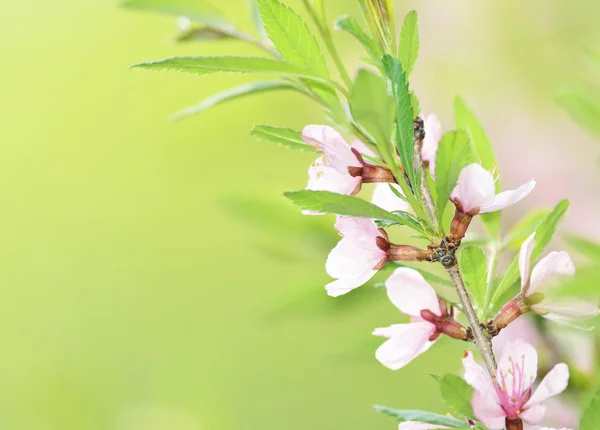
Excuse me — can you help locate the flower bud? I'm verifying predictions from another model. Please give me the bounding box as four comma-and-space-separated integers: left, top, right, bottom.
493, 295, 530, 330
448, 206, 475, 244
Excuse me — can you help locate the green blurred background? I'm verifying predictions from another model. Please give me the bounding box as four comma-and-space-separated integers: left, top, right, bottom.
1, 0, 599, 429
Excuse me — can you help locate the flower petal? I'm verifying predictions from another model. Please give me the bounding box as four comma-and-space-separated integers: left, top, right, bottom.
326, 238, 384, 279
301, 125, 360, 173
528, 252, 575, 296
450, 164, 496, 214
480, 180, 536, 214
325, 270, 377, 297
497, 339, 538, 394
462, 351, 498, 397
519, 233, 536, 293
471, 391, 506, 430
421, 113, 442, 178
371, 183, 410, 213
519, 404, 546, 425
350, 140, 376, 158
334, 216, 383, 250
525, 363, 569, 409
385, 268, 441, 318
306, 157, 361, 195
492, 316, 542, 358
533, 299, 600, 319
374, 322, 436, 370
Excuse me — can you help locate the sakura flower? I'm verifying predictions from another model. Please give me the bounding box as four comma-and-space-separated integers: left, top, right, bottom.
302, 125, 394, 198
398, 422, 450, 430
325, 217, 427, 297
373, 268, 467, 369
371, 183, 409, 212
448, 163, 535, 242
419, 112, 442, 177
463, 339, 570, 430
495, 233, 600, 329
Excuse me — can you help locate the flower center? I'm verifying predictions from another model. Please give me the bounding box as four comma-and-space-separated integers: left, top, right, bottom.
493, 354, 533, 419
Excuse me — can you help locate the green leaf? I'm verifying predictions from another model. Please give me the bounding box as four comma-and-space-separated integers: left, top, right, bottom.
492, 200, 570, 306
258, 0, 329, 77
383, 55, 416, 188
373, 405, 468, 428
335, 15, 380, 60
557, 92, 600, 140
350, 70, 395, 150
132, 56, 333, 83
120, 0, 232, 29
459, 246, 488, 314
174, 26, 233, 43
172, 81, 298, 121
581, 390, 600, 430
410, 91, 421, 119
374, 210, 426, 234
505, 209, 551, 251
454, 96, 500, 237
565, 235, 600, 261
434, 131, 474, 226
251, 125, 315, 152
284, 190, 425, 233
398, 11, 419, 77
248, 0, 267, 38
439, 374, 475, 420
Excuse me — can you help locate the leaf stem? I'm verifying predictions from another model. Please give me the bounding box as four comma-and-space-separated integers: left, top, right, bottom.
446, 263, 497, 375
301, 0, 353, 90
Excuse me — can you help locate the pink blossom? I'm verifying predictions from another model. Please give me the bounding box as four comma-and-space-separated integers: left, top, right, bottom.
373, 268, 466, 369
303, 125, 363, 196
463, 340, 570, 429
325, 216, 388, 297
450, 163, 535, 215
398, 422, 450, 430
371, 183, 409, 212
519, 233, 600, 323
420, 112, 442, 177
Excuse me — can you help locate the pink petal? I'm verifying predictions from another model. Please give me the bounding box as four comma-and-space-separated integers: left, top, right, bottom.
528, 252, 575, 296
471, 391, 507, 430
334, 216, 382, 250
326, 238, 384, 279
519, 233, 536, 293
497, 339, 538, 394
301, 125, 337, 150
479, 180, 536, 214
399, 422, 449, 430
350, 140, 376, 158
306, 157, 361, 196
371, 183, 410, 213
462, 351, 498, 398
421, 113, 442, 178
325, 271, 377, 297
301, 125, 360, 173
519, 404, 546, 425
385, 268, 441, 318
450, 164, 496, 214
525, 363, 569, 409
532, 299, 600, 319
373, 322, 436, 370
492, 316, 542, 358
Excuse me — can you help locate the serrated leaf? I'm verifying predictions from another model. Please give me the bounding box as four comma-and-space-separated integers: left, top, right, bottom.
383, 55, 416, 188
505, 209, 551, 251
335, 15, 380, 60
439, 374, 475, 420
398, 11, 419, 77
581, 390, 600, 430
258, 0, 329, 78
174, 25, 233, 43
373, 405, 468, 428
120, 0, 232, 29
454, 97, 500, 237
374, 210, 426, 234
565, 235, 600, 261
251, 125, 314, 152
172, 82, 298, 121
350, 70, 395, 152
459, 246, 487, 315
492, 200, 570, 306
132, 56, 333, 83
284, 190, 425, 233
435, 131, 474, 227
557, 92, 600, 140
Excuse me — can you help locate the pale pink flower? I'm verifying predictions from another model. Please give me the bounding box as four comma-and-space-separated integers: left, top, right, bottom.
492, 316, 542, 357
373, 268, 466, 369
302, 125, 363, 196
398, 422, 450, 430
450, 163, 535, 215
371, 183, 409, 212
519, 233, 600, 323
325, 216, 388, 297
420, 112, 442, 177
463, 339, 570, 429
